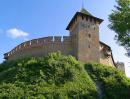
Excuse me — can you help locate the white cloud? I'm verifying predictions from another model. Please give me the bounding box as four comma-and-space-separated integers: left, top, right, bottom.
6, 28, 29, 39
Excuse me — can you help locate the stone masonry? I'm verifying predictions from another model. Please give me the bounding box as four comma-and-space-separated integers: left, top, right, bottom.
4, 8, 115, 67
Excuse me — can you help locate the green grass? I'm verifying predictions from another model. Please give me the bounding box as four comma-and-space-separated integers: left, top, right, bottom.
0, 52, 130, 99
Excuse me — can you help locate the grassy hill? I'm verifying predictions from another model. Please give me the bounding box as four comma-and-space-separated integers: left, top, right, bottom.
0, 52, 130, 99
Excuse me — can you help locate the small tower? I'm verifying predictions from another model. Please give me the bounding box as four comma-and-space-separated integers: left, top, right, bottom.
66, 8, 103, 63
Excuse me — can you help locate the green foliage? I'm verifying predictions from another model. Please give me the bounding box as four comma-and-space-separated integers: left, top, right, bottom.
108, 0, 130, 55
0, 53, 130, 98
85, 63, 130, 99
0, 52, 98, 99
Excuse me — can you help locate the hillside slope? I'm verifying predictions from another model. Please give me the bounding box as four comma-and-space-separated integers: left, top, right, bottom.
0, 52, 130, 99
0, 53, 98, 99
85, 63, 130, 99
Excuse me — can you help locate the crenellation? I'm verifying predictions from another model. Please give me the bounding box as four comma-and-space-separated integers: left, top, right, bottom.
86, 16, 88, 21
13, 48, 17, 54
81, 15, 84, 20
10, 51, 13, 56
30, 41, 32, 45
39, 38, 46, 44
12, 49, 15, 53
87, 17, 91, 24
37, 38, 42, 44
54, 36, 62, 42
63, 36, 71, 42
4, 53, 8, 59
44, 36, 53, 42
23, 43, 26, 47
4, 8, 115, 67
15, 47, 17, 51
31, 39, 38, 46
26, 41, 31, 46
36, 39, 39, 44
20, 43, 25, 49
21, 43, 24, 49
7, 52, 9, 56
19, 44, 23, 50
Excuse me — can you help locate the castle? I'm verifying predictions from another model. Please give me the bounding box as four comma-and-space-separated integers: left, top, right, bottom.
4, 8, 116, 67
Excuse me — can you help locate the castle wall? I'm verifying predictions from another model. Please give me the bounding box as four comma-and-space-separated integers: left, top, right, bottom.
4, 35, 116, 67
5, 36, 72, 60
99, 44, 115, 67
4, 10, 116, 67
100, 52, 115, 67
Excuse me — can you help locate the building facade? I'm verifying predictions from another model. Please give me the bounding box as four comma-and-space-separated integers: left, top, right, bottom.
4, 8, 115, 67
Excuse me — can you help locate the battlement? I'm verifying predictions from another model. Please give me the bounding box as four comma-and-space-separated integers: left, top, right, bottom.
44, 36, 53, 42
3, 8, 116, 68
4, 36, 71, 59
54, 36, 61, 42
63, 36, 71, 42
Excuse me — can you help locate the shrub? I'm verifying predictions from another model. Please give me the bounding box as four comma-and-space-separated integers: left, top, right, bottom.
0, 52, 129, 98
85, 63, 130, 99
0, 52, 98, 98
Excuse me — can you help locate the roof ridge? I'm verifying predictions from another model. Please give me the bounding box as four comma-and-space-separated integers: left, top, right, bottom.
80, 8, 93, 16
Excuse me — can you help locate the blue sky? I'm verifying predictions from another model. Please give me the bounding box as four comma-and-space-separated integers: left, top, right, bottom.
0, 0, 130, 77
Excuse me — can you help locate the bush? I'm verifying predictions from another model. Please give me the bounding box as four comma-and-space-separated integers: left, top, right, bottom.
0, 52, 129, 99
85, 63, 130, 99
0, 52, 98, 98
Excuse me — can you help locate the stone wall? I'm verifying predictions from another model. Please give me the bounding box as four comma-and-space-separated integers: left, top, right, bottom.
4, 11, 116, 67
116, 62, 125, 72
100, 43, 115, 67
5, 36, 72, 60
4, 36, 116, 67
69, 13, 100, 63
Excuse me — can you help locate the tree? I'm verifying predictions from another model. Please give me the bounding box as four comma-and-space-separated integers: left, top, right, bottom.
109, 0, 130, 56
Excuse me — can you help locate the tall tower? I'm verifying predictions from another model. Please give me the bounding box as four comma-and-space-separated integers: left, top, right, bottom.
66, 8, 103, 63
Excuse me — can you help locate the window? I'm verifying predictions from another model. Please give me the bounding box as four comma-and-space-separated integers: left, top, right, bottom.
86, 17, 88, 21
90, 17, 92, 22
88, 44, 91, 48
82, 15, 84, 20
94, 19, 96, 24
75, 17, 77, 21
89, 34, 91, 38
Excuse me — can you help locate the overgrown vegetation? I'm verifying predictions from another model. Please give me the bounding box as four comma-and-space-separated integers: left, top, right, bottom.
0, 52, 130, 99
0, 52, 98, 99
85, 63, 130, 99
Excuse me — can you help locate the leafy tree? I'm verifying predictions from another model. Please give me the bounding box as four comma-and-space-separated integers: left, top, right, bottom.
109, 0, 130, 56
